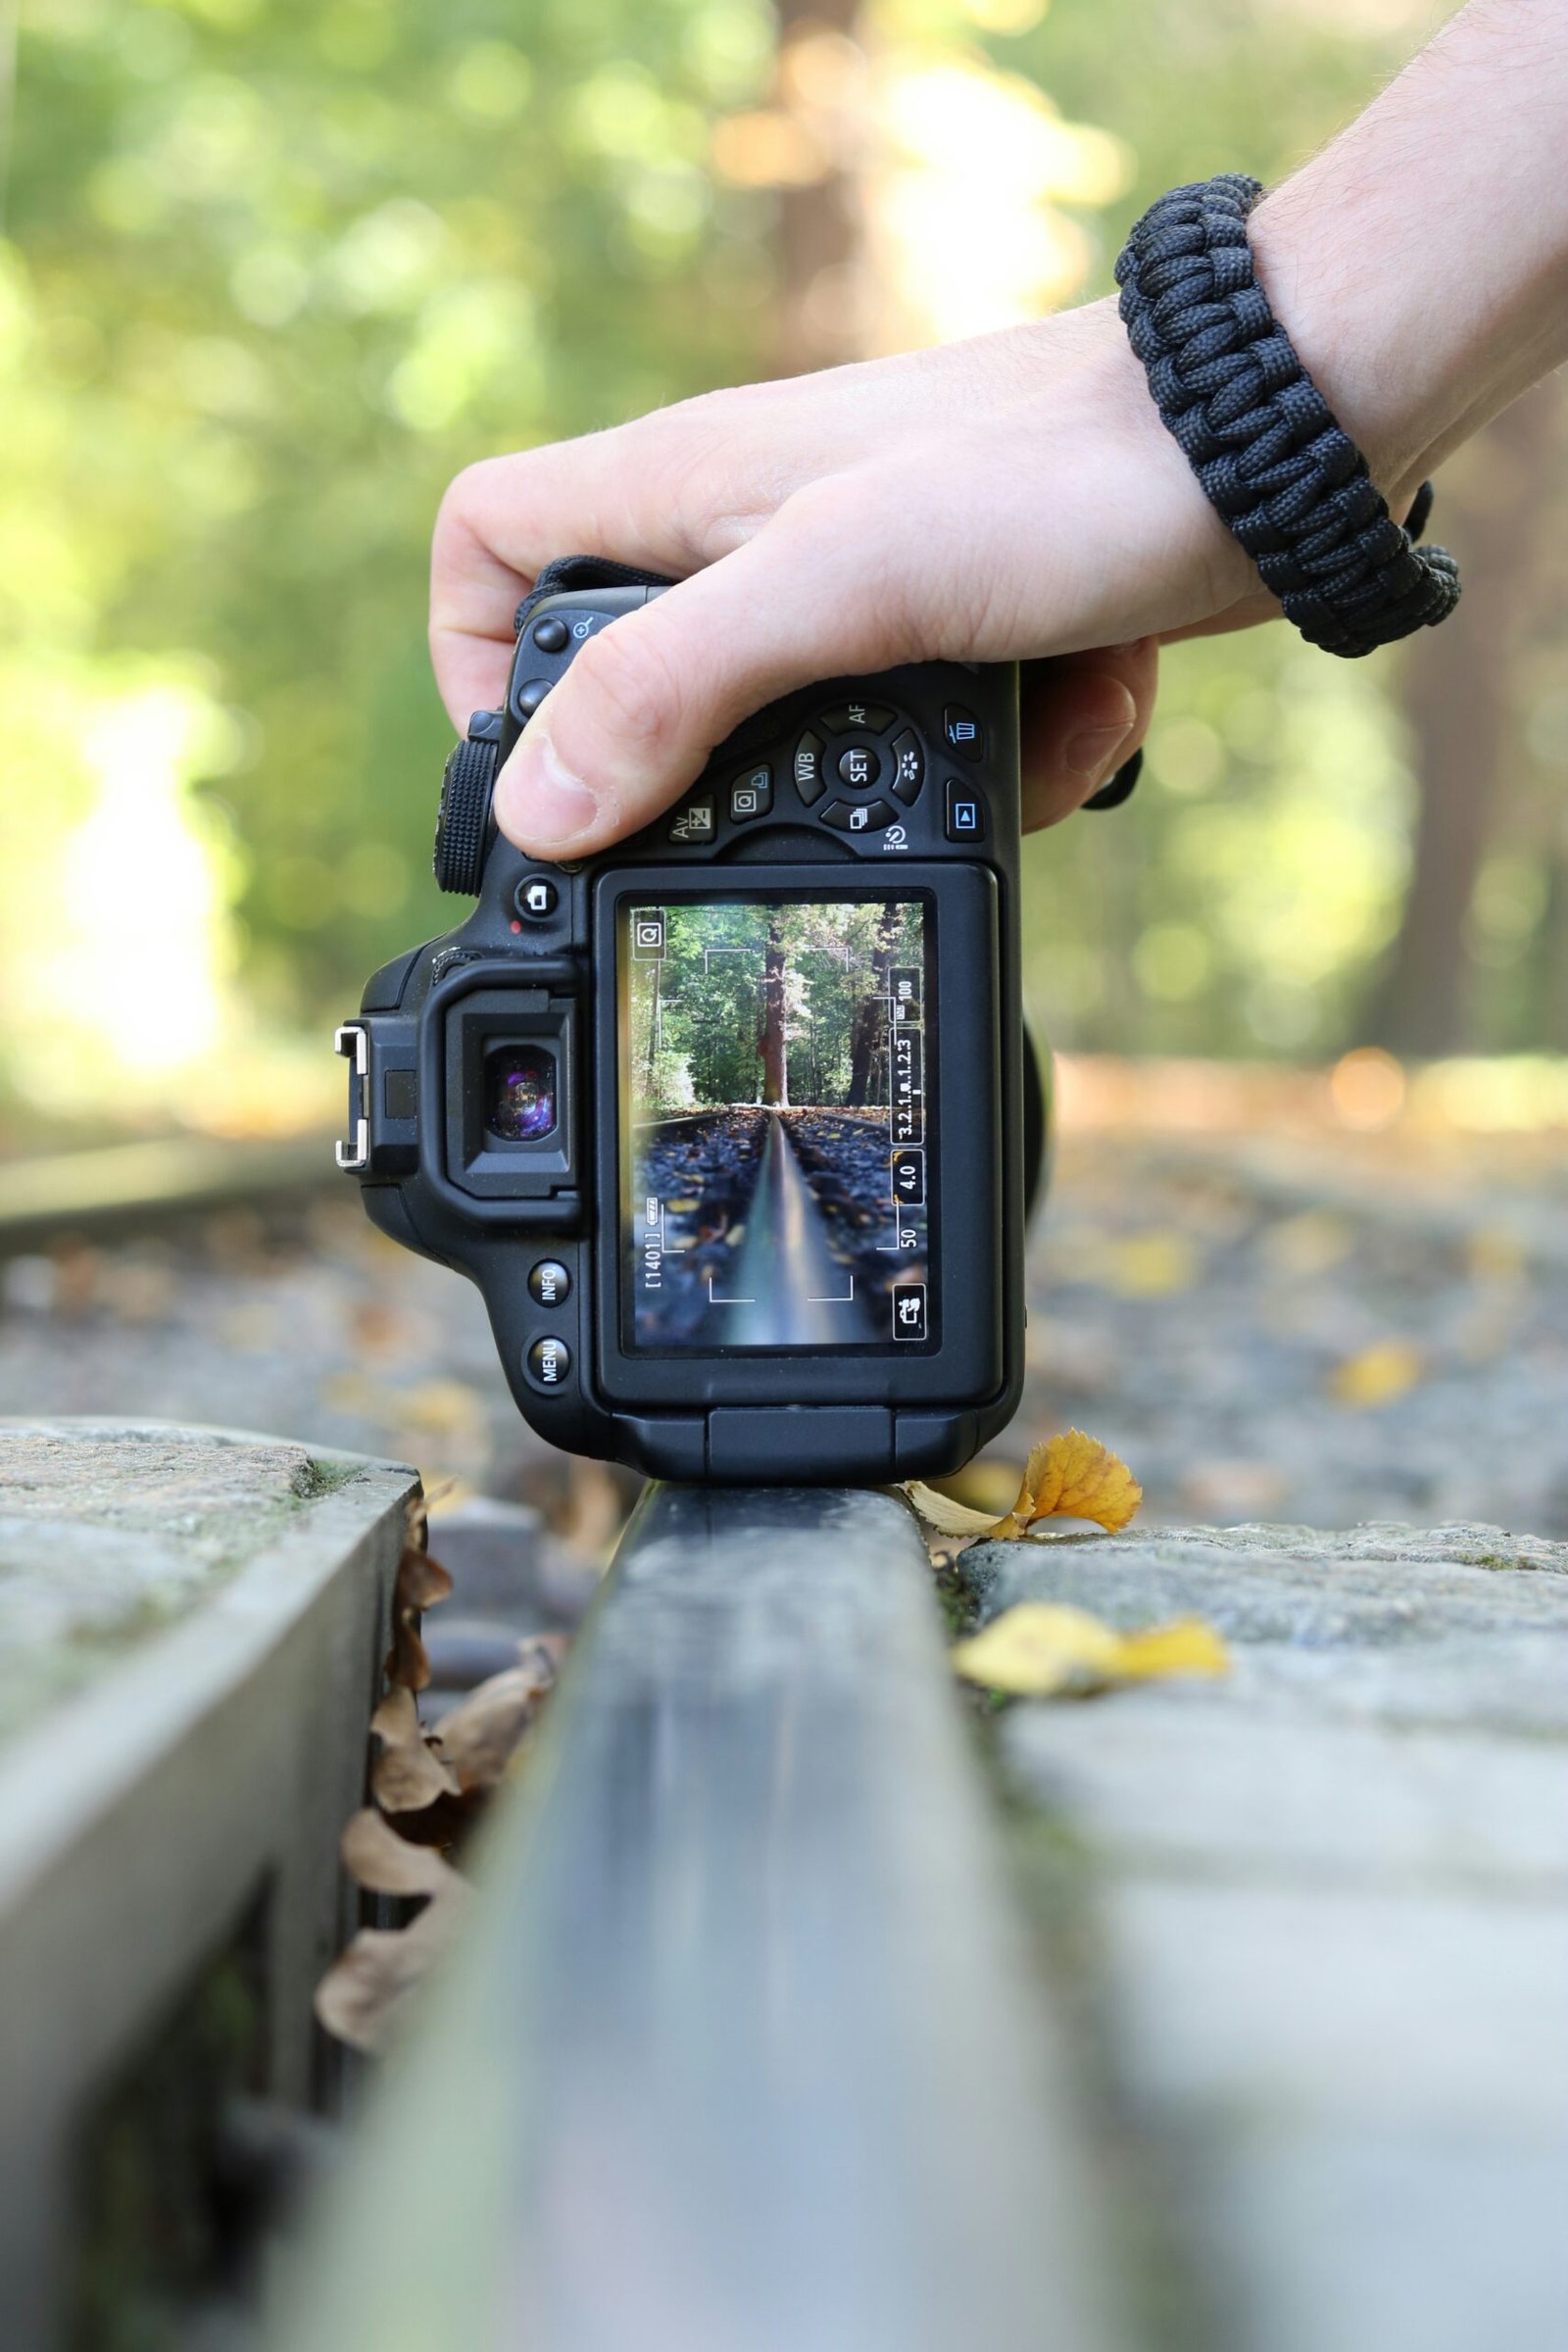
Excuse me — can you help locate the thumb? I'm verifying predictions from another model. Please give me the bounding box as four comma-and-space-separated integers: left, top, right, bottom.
491, 497, 902, 858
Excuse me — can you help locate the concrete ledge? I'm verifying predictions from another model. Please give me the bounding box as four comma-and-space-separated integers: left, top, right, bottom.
974, 1519, 1568, 2352
0, 1419, 418, 2351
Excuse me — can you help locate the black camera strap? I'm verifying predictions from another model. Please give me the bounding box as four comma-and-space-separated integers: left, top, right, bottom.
514, 554, 673, 637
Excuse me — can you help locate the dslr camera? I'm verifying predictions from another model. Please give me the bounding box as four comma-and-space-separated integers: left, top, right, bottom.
334, 555, 1102, 1486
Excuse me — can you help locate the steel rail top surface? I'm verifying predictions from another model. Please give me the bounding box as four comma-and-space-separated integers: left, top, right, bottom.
281, 1483, 1116, 2352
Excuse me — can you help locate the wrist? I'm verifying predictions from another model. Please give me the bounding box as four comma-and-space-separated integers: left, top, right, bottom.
1249, 2, 1568, 515
1247, 180, 1483, 522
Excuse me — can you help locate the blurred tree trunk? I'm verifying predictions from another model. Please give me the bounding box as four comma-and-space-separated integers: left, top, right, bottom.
772, 0, 865, 373
760, 917, 790, 1106
1370, 385, 1560, 1054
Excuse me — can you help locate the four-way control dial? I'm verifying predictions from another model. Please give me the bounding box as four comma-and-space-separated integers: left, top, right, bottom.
432, 710, 503, 895
791, 700, 927, 833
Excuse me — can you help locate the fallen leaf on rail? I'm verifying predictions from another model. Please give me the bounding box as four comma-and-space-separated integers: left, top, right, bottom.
435, 1643, 561, 1794
952, 1602, 1229, 1698
1330, 1339, 1423, 1409
383, 1537, 454, 1692
907, 1430, 1142, 1543
340, 1806, 464, 1900
314, 1895, 466, 2055
369, 1685, 460, 1813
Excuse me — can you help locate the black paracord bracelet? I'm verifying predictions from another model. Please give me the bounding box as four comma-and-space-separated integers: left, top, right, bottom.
1114, 172, 1459, 658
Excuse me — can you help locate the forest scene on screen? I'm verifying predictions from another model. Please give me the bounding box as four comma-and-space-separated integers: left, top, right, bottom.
621, 900, 931, 1351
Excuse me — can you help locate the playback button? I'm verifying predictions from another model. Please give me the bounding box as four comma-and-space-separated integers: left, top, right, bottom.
944, 778, 986, 841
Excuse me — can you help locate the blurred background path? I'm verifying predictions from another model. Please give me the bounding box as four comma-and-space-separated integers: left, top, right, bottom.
7, 1052, 1568, 1547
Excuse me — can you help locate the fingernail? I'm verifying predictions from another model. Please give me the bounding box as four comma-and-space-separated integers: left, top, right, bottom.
494, 725, 601, 849
1062, 710, 1135, 781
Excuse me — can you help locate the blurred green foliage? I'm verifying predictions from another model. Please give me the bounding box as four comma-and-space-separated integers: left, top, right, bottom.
7, 0, 774, 1043
1004, 0, 1452, 1055
4, 0, 1477, 1133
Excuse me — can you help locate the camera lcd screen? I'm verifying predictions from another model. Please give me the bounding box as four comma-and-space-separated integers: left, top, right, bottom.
618, 897, 933, 1352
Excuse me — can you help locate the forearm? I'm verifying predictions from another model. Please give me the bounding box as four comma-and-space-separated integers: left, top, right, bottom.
1251, 0, 1568, 514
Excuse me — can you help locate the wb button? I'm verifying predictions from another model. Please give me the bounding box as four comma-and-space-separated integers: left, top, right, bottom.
944, 779, 986, 842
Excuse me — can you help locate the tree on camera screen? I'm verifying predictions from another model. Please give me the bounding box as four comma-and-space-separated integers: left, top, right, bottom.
618, 898, 933, 1351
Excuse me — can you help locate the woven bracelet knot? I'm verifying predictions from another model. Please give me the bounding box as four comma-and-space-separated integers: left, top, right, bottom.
1114, 172, 1459, 659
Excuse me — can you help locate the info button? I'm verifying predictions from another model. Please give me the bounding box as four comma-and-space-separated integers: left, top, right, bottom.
527, 1258, 571, 1308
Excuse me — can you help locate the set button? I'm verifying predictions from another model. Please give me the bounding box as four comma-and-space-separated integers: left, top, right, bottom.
514, 678, 552, 719
837, 744, 879, 790
821, 797, 897, 834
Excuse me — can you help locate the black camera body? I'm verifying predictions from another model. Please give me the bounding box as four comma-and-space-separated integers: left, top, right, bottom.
335, 557, 1037, 1485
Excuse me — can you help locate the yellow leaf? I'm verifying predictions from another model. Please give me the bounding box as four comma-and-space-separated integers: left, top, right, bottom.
951, 1602, 1229, 1699
906, 1429, 1142, 1544
1330, 1339, 1423, 1409
1012, 1430, 1143, 1535
1114, 1619, 1232, 1682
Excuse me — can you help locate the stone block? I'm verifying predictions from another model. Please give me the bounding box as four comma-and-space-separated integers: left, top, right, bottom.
0, 1419, 417, 2351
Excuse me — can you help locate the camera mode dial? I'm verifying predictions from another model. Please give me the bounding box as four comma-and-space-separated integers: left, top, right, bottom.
433, 714, 502, 896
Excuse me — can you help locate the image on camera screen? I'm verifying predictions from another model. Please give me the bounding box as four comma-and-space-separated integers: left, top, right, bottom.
618, 897, 933, 1351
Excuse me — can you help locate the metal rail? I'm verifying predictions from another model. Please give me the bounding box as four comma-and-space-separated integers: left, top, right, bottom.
279, 1483, 1117, 2351
0, 1133, 332, 1251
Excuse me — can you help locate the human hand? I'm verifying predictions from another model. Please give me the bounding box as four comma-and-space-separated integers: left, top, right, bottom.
430, 297, 1257, 858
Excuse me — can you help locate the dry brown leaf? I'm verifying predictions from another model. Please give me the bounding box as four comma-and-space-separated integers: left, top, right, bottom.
952, 1602, 1229, 1698
340, 1807, 464, 1900
435, 1647, 558, 1794
383, 1539, 456, 1692
907, 1429, 1142, 1544
369, 1686, 460, 1813
313, 1897, 464, 2055
904, 1486, 1005, 1540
